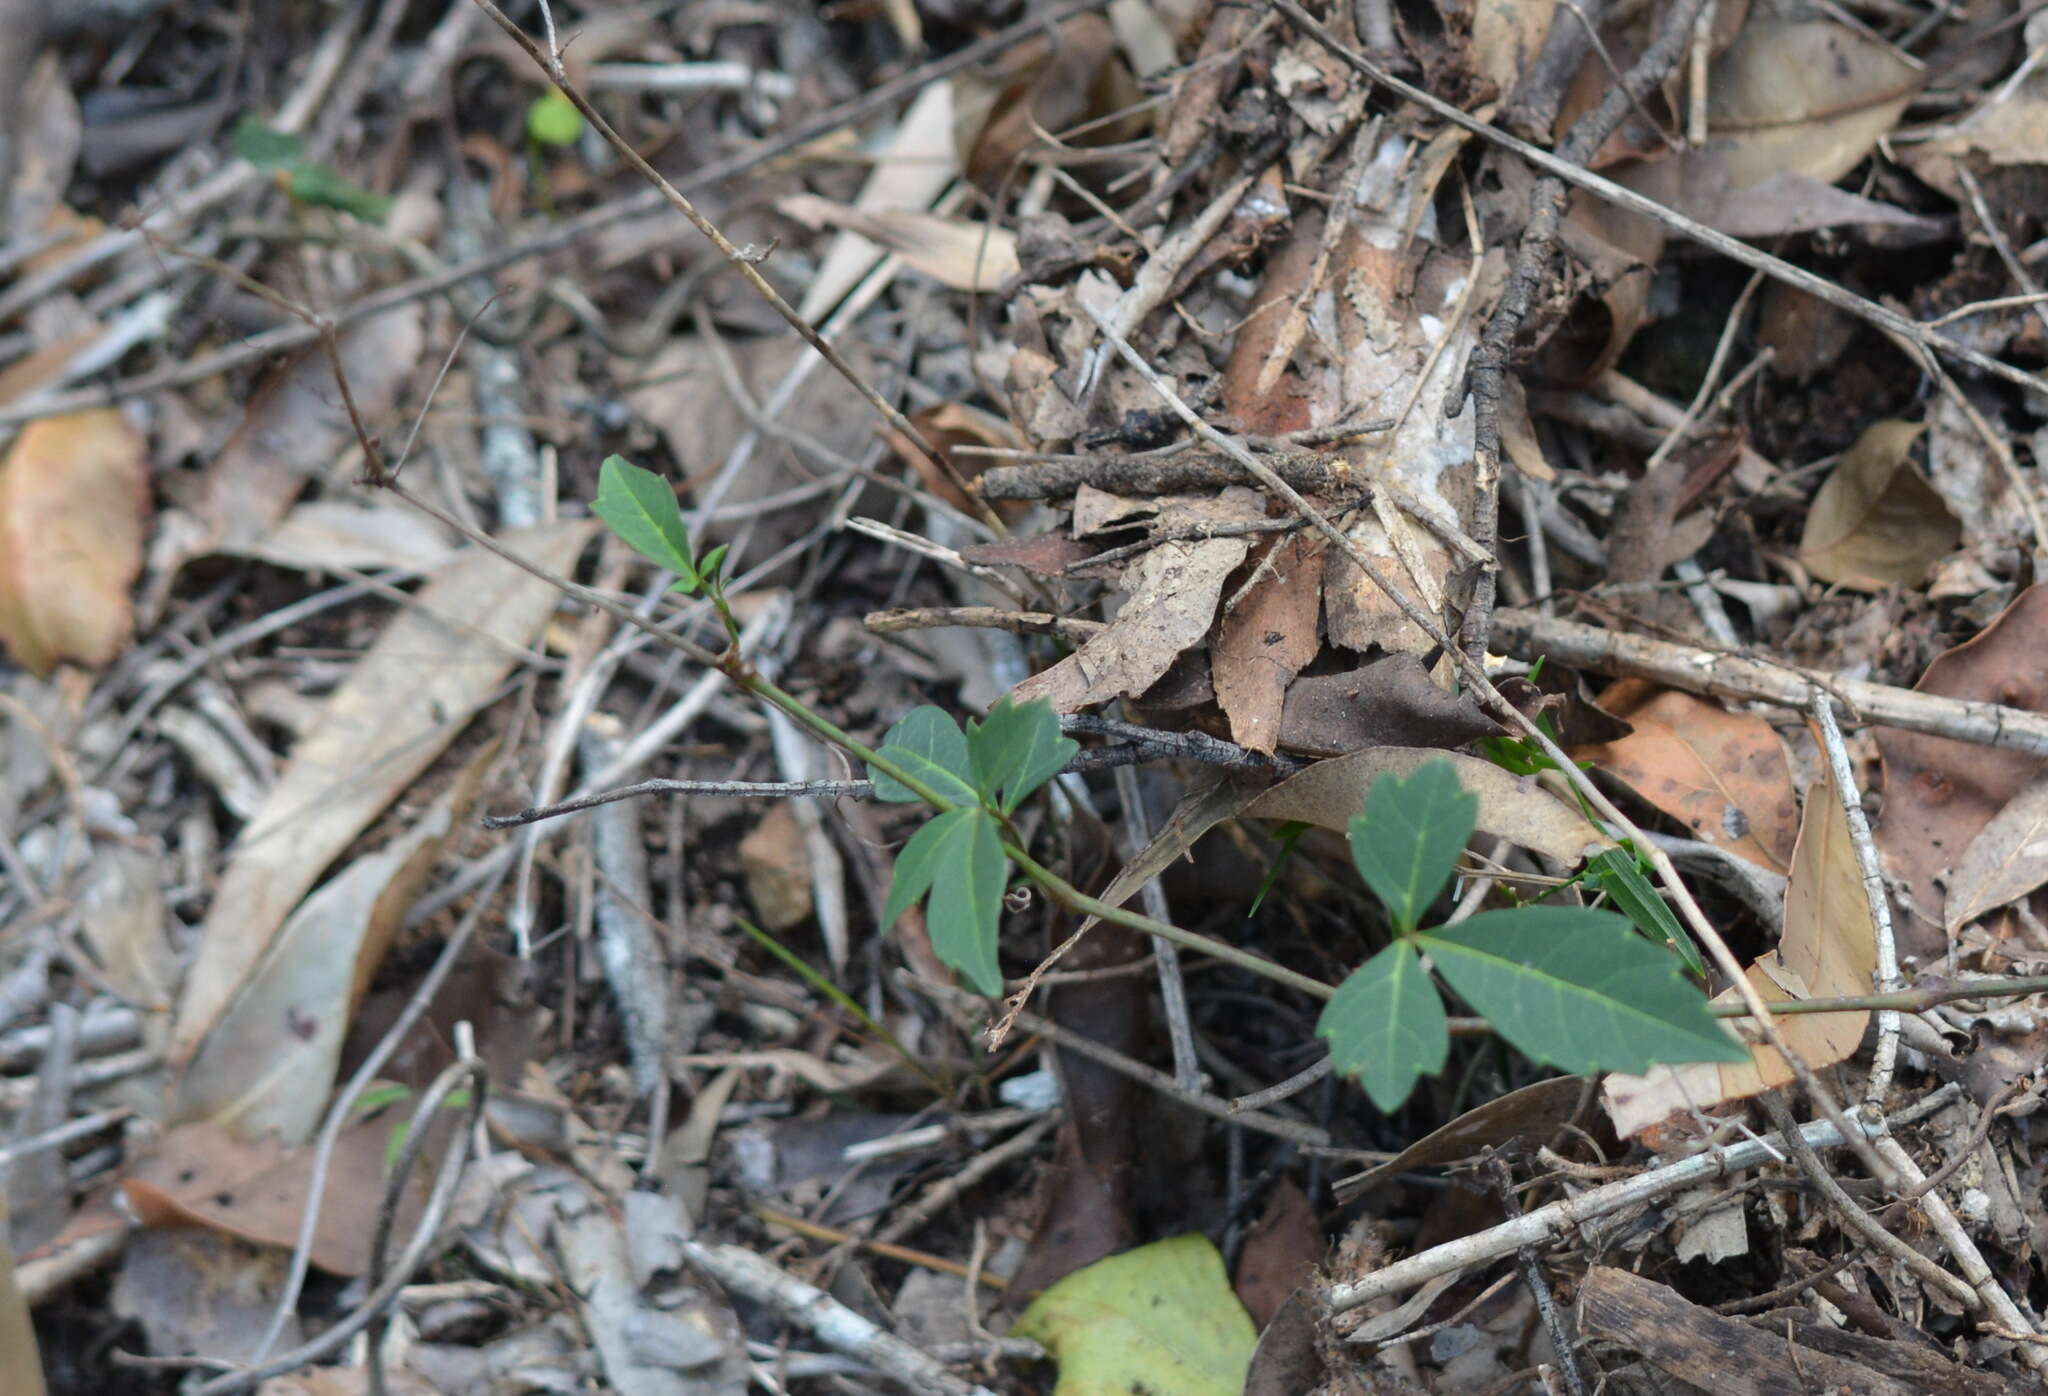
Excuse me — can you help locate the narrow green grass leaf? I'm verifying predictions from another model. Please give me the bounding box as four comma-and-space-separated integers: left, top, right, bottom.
1317, 941, 1448, 1112
923, 809, 1008, 996
1586, 848, 1705, 977
1419, 907, 1747, 1075
1348, 759, 1477, 933
286, 164, 393, 222
591, 455, 699, 591
968, 697, 1078, 813
871, 706, 977, 805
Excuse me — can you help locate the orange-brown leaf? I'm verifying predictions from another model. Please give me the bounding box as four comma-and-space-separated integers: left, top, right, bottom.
0, 408, 150, 676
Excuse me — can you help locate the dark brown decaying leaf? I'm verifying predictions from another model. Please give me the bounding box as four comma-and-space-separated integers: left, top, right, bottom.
1798, 420, 1960, 590
1877, 585, 2048, 955
1232, 1179, 1323, 1329
1575, 679, 1800, 873
1334, 1077, 1592, 1202
0, 408, 150, 676
1274, 656, 1499, 758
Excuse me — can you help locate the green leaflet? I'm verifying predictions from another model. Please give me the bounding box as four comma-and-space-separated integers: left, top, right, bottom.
591, 455, 699, 591
1419, 907, 1747, 1076
882, 807, 1006, 995
968, 697, 1077, 814
1317, 940, 1447, 1112
870, 705, 977, 805
1347, 760, 1478, 933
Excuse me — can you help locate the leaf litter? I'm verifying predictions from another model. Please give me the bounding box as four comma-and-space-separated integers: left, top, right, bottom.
10, 1, 2048, 1393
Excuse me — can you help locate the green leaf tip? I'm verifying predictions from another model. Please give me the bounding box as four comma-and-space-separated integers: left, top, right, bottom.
1348, 758, 1478, 934
527, 89, 585, 147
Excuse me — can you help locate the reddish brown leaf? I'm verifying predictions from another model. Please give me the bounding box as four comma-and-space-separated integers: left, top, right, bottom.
1576, 679, 1800, 873
1876, 584, 2048, 956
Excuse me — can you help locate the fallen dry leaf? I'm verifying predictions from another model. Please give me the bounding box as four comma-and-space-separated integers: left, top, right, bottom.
167, 521, 596, 1101
1244, 747, 1610, 866
1878, 585, 2048, 954
1212, 531, 1322, 753
184, 307, 425, 565
1798, 420, 1960, 590
0, 408, 150, 676
1011, 489, 1261, 713
740, 801, 814, 932
797, 81, 955, 321
173, 745, 494, 1141
1945, 769, 2048, 935
1576, 679, 1800, 873
1605, 754, 1877, 1137
1703, 17, 1921, 189
123, 1120, 424, 1277
779, 194, 1019, 292
1335, 1076, 1590, 1201
1274, 656, 1498, 758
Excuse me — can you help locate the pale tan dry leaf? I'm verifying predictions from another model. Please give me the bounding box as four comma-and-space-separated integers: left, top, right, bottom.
227, 498, 460, 573
1798, 420, 1960, 590
1011, 490, 1262, 714
167, 521, 596, 1093
1470, 0, 1558, 101
774, 195, 1015, 290
187, 307, 425, 561
1212, 532, 1322, 753
1576, 679, 1800, 873
174, 744, 495, 1142
1604, 760, 1877, 1138
1945, 769, 2048, 934
1243, 747, 1611, 866
1900, 97, 2048, 201
0, 408, 150, 676
789, 81, 960, 322
1705, 18, 1922, 189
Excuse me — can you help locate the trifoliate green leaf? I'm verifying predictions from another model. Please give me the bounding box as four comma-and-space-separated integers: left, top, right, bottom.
1348, 758, 1477, 934
1419, 907, 1747, 1075
1317, 940, 1447, 1112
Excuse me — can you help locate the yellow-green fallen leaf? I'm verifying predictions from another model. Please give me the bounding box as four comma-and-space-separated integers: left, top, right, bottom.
1013, 1235, 1256, 1396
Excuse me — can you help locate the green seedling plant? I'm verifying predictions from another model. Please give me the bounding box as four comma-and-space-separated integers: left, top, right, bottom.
233, 115, 393, 223
525, 87, 585, 214
1316, 759, 1746, 1112
592, 454, 1074, 997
